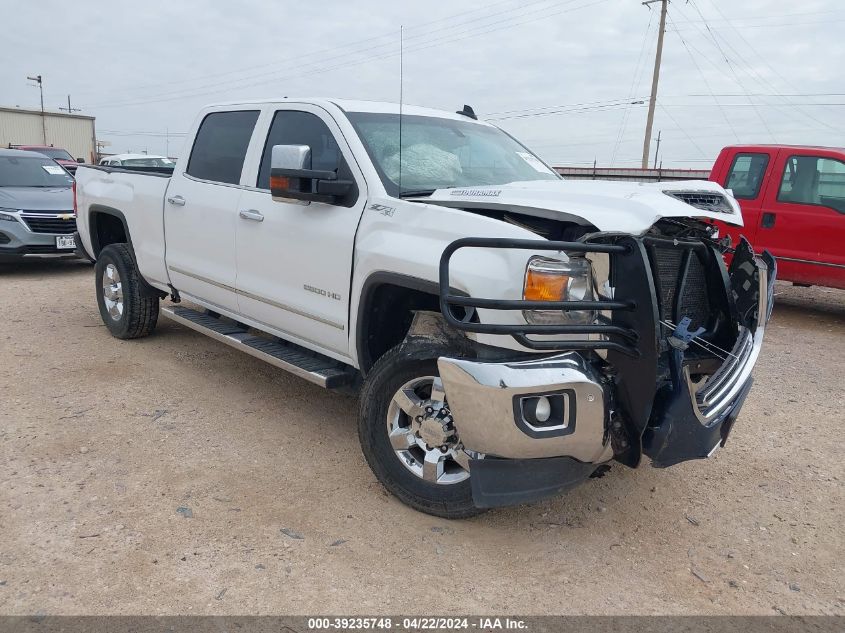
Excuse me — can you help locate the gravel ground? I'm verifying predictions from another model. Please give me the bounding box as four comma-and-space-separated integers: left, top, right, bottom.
0, 259, 843, 615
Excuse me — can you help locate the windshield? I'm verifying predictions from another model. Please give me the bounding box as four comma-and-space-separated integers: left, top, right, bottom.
346, 112, 559, 196
122, 157, 175, 167
34, 148, 74, 161
0, 155, 73, 187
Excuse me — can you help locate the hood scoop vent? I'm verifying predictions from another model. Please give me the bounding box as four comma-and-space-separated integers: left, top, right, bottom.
663, 190, 734, 214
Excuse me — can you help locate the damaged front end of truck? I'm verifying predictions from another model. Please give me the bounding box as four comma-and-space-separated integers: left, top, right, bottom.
435, 217, 776, 508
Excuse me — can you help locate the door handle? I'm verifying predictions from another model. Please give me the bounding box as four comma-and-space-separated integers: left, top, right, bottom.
167, 195, 186, 207
761, 212, 776, 229
239, 209, 264, 222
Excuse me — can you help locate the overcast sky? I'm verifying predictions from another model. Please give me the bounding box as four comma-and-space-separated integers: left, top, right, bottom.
2, 0, 843, 167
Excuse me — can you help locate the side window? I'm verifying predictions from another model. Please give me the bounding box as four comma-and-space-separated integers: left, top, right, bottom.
186, 110, 259, 185
725, 152, 769, 199
778, 155, 845, 213
257, 110, 348, 190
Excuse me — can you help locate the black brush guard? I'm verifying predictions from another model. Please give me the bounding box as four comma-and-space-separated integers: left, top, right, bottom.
438, 237, 649, 358
438, 235, 772, 468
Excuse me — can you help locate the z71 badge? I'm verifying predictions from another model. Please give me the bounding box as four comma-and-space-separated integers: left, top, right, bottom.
369, 203, 396, 217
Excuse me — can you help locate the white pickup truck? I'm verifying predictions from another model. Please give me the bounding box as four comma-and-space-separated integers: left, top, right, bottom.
73, 98, 775, 518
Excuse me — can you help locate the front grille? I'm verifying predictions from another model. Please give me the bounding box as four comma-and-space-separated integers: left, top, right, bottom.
21, 214, 77, 235
650, 247, 711, 330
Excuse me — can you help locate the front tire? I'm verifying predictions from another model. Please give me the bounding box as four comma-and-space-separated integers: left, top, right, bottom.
359, 344, 483, 519
95, 243, 159, 339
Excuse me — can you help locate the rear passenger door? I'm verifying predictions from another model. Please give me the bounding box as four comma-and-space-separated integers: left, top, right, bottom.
164, 109, 260, 313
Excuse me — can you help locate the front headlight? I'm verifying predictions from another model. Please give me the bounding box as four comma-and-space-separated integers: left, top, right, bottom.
523, 255, 596, 325
0, 208, 20, 222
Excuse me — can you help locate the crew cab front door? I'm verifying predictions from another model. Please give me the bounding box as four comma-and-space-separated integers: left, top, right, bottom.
716, 150, 772, 247
235, 105, 367, 358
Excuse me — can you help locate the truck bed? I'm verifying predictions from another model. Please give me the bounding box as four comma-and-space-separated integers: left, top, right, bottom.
83, 164, 174, 177
74, 164, 172, 288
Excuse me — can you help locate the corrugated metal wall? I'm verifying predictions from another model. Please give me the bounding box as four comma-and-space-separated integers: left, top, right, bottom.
0, 108, 96, 162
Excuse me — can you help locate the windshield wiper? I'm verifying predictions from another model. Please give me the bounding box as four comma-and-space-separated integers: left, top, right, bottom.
398, 189, 435, 199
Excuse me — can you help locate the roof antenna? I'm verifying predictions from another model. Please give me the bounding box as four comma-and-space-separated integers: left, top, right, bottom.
456, 104, 477, 120
398, 25, 404, 196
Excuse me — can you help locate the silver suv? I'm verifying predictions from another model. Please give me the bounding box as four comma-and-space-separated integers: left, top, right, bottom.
0, 149, 77, 261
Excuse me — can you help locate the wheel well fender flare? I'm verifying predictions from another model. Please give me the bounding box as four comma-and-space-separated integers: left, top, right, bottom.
355, 271, 469, 374
88, 205, 132, 256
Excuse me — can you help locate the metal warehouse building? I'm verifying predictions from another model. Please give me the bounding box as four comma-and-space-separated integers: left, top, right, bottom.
0, 106, 97, 163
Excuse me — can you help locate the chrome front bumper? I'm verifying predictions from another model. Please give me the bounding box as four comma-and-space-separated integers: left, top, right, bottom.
437, 352, 613, 463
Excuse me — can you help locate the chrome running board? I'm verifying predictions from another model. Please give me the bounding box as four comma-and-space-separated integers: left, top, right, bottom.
161, 305, 352, 389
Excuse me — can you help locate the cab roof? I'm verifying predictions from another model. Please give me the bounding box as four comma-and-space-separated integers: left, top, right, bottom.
722, 143, 845, 153
206, 97, 493, 124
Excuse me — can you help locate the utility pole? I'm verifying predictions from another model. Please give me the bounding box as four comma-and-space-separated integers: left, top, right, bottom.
653, 130, 662, 169
27, 74, 46, 144
59, 95, 81, 114
641, 0, 668, 169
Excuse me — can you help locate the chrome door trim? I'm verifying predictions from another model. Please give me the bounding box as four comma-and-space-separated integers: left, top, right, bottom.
168, 266, 345, 330
775, 256, 845, 270
168, 265, 236, 293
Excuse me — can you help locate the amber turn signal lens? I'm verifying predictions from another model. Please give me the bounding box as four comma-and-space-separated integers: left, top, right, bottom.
270, 175, 290, 190
524, 269, 570, 301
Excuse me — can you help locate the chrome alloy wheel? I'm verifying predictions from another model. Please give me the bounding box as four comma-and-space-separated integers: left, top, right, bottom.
386, 376, 472, 485
101, 263, 124, 321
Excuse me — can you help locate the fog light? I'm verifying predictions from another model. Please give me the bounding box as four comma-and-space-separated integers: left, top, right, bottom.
534, 396, 551, 422
519, 394, 568, 430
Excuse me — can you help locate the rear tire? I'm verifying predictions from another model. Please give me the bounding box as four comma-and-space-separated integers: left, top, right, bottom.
359, 343, 483, 519
95, 243, 159, 339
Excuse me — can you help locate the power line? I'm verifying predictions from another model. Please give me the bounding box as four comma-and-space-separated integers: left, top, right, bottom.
665, 14, 739, 142
673, 17, 845, 30
683, 0, 775, 141
665, 92, 845, 98
74, 0, 534, 99
660, 102, 845, 107
657, 103, 708, 158
611, 7, 655, 166
698, 0, 840, 134
669, 8, 843, 26
86, 0, 590, 109
487, 98, 646, 121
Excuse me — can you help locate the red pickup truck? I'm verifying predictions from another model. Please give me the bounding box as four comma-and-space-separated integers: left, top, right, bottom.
709, 145, 845, 289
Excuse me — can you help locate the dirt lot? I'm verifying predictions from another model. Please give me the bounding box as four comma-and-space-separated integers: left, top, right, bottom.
0, 259, 843, 615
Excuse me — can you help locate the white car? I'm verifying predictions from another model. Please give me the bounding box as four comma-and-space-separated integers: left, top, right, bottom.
73, 98, 775, 518
99, 153, 176, 168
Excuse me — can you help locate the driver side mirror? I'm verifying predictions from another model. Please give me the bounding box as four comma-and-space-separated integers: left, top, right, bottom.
270, 144, 353, 205
77, 158, 85, 163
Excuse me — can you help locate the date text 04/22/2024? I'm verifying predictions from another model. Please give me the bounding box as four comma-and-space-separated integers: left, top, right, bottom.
306, 617, 528, 630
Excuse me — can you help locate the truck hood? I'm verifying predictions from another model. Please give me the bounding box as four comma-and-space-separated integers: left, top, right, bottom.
0, 186, 74, 212
420, 179, 742, 234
